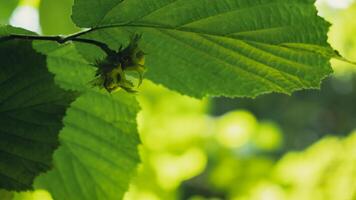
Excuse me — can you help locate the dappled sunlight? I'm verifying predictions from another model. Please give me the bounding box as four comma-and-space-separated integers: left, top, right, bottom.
317, 0, 354, 9
216, 111, 257, 148
13, 190, 52, 200
137, 81, 209, 152
253, 122, 283, 151
272, 132, 356, 200
239, 182, 286, 200
10, 6, 40, 33
125, 80, 356, 199
152, 148, 207, 190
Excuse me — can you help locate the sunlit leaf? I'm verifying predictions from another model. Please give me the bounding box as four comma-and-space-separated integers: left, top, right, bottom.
33, 43, 141, 200
72, 0, 334, 98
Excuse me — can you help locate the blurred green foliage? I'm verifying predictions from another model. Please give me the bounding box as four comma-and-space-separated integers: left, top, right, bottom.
0, 0, 18, 24
39, 0, 80, 35
2, 0, 356, 200
211, 76, 356, 151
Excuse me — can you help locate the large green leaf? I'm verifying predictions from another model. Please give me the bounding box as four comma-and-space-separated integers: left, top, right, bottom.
72, 0, 334, 98
0, 40, 76, 191
39, 0, 80, 35
33, 43, 141, 200
0, 0, 19, 24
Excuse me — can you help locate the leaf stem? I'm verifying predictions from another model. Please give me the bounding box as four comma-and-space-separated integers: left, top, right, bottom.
0, 23, 149, 55
0, 28, 116, 55
63, 28, 97, 41
0, 34, 64, 43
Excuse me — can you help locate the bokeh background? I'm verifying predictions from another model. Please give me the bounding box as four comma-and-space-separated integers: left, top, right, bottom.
0, 0, 356, 199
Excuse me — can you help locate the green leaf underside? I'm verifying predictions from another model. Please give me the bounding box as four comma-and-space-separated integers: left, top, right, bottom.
73, 0, 334, 98
33, 41, 97, 91
33, 43, 141, 200
0, 25, 37, 37
0, 40, 75, 190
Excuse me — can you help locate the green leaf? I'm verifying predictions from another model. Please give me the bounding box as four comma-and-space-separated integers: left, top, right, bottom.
72, 0, 334, 98
0, 40, 76, 191
33, 41, 97, 91
33, 43, 141, 200
0, 25, 36, 37
39, 0, 80, 35
0, 0, 19, 24
72, 0, 124, 28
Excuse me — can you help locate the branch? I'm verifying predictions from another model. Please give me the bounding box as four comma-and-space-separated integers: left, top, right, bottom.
0, 29, 116, 56
0, 23, 147, 55
70, 38, 117, 55
0, 35, 64, 43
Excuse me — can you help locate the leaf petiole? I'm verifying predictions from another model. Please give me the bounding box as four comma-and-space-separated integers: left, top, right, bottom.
0, 29, 115, 55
